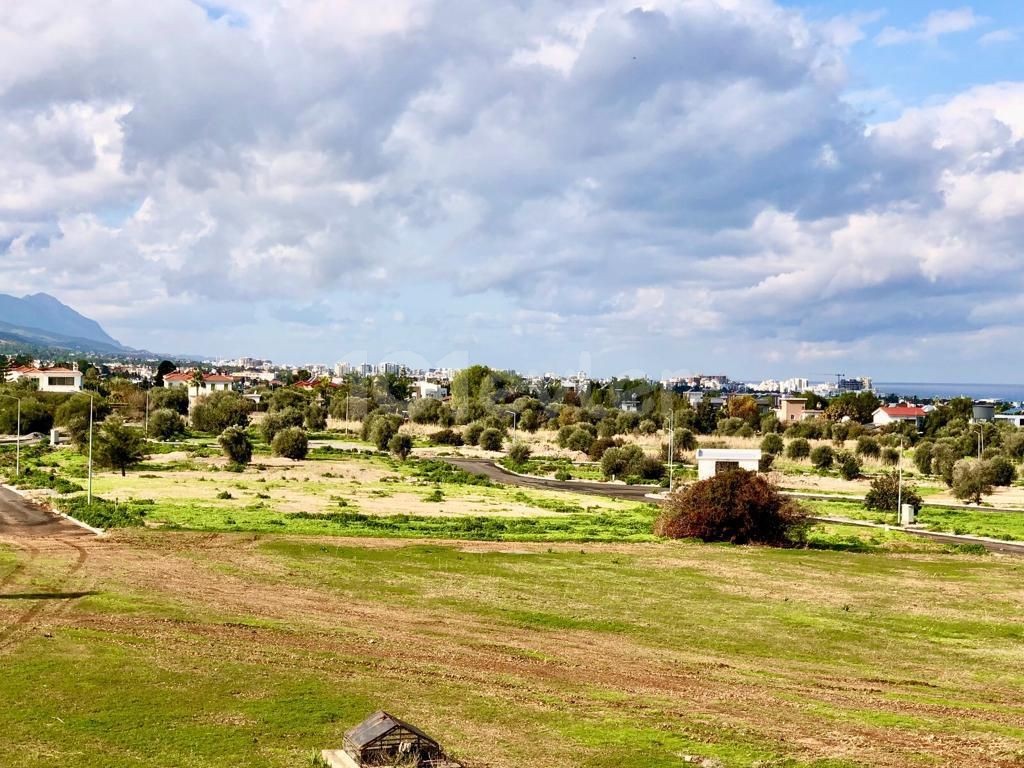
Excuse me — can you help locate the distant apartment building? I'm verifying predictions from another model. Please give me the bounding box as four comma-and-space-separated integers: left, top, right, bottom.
751, 377, 809, 394
413, 381, 448, 400
774, 397, 823, 423
838, 376, 874, 393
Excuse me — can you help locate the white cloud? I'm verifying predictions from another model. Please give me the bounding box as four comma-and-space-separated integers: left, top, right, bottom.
875, 7, 982, 46
979, 28, 1018, 45
0, 0, 1022, 376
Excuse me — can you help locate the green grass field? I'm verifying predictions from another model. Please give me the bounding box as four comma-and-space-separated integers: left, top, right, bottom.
0, 528, 1020, 767
805, 498, 1024, 541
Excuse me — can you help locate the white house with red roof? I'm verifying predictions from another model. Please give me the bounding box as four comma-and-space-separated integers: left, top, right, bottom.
8, 364, 84, 393
872, 405, 927, 427
163, 371, 237, 401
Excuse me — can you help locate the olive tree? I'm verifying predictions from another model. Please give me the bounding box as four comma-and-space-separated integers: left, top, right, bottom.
271, 427, 309, 460
94, 416, 146, 476
219, 426, 253, 467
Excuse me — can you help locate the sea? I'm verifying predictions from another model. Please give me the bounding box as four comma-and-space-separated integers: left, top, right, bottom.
874, 382, 1024, 403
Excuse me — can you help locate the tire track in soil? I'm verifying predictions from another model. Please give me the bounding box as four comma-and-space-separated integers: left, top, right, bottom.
0, 539, 39, 590
0, 538, 90, 652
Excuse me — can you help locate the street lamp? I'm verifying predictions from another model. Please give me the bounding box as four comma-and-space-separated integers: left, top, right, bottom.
0, 394, 21, 478
971, 424, 984, 459
667, 407, 675, 493
505, 410, 518, 433
896, 436, 904, 523
88, 394, 94, 506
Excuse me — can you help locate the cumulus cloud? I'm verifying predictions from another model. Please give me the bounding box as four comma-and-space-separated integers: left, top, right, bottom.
0, 0, 1022, 376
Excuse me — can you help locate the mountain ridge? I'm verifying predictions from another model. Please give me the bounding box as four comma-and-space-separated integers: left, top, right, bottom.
0, 292, 128, 354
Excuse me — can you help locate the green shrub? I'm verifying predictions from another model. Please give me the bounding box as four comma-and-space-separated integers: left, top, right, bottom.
53, 495, 146, 529
410, 460, 491, 486
218, 426, 253, 466
984, 456, 1016, 486
508, 442, 532, 465
190, 391, 253, 433
838, 452, 861, 480
810, 445, 834, 470
864, 472, 923, 513
148, 408, 186, 440
855, 436, 881, 459
785, 438, 810, 460
429, 428, 463, 447
463, 422, 485, 446
271, 427, 309, 460
760, 433, 784, 456
388, 433, 414, 460
913, 441, 934, 474
478, 428, 504, 451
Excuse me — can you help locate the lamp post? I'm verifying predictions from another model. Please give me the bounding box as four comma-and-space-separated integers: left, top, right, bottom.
87, 394, 94, 506
972, 425, 984, 459
667, 407, 675, 493
896, 436, 904, 524
505, 410, 518, 433
0, 395, 21, 477
145, 388, 150, 438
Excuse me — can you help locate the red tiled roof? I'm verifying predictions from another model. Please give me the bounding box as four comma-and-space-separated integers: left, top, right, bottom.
164, 371, 235, 383
12, 366, 81, 375
880, 406, 926, 418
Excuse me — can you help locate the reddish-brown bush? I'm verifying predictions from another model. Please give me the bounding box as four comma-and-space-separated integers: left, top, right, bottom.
655, 469, 807, 546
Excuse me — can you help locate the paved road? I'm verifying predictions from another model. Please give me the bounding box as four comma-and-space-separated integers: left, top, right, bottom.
445, 458, 1024, 556
446, 458, 658, 502
0, 486, 93, 539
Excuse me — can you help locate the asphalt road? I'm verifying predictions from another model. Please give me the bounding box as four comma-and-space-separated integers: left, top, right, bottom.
0, 486, 93, 539
444, 458, 1024, 556
445, 457, 658, 502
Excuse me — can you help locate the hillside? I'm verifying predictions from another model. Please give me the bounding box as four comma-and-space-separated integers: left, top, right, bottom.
0, 293, 126, 354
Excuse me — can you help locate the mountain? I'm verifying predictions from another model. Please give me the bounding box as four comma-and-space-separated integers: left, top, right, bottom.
0, 292, 127, 353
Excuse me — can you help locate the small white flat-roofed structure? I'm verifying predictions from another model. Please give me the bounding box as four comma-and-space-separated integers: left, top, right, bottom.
696, 448, 762, 480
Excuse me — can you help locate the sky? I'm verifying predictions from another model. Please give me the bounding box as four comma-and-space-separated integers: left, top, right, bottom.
1, 1, 1023, 382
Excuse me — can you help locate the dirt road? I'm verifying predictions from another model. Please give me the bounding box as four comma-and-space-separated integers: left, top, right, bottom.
445, 457, 658, 502
0, 486, 95, 653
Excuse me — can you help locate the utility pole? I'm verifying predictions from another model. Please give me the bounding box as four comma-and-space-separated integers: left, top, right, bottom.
668, 407, 675, 493
897, 436, 903, 524
88, 395, 94, 506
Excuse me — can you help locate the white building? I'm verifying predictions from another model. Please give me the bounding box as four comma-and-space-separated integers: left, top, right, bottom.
413, 380, 448, 400
695, 448, 762, 480
163, 371, 236, 402
872, 405, 926, 427
9, 365, 84, 393
995, 408, 1024, 427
